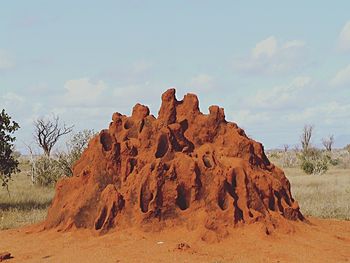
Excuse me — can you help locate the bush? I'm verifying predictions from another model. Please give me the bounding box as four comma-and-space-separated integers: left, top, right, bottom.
301, 160, 314, 174
35, 156, 61, 186
299, 148, 329, 175
29, 130, 95, 186
324, 154, 339, 166
55, 129, 95, 177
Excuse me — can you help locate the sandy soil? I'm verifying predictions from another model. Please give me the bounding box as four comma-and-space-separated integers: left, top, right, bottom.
0, 218, 349, 263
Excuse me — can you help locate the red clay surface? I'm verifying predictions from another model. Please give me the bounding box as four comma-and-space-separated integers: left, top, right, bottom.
0, 218, 349, 262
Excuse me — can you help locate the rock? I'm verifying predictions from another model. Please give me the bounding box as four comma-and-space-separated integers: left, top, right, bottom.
0, 252, 11, 262
176, 242, 191, 251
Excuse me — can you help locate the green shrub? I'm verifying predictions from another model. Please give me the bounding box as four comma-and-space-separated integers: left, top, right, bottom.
55, 129, 95, 177
35, 156, 61, 186
29, 130, 95, 186
301, 159, 314, 174
330, 158, 339, 166
299, 148, 329, 175
312, 157, 329, 175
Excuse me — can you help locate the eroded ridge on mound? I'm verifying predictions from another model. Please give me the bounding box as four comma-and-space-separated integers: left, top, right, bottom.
44, 89, 303, 234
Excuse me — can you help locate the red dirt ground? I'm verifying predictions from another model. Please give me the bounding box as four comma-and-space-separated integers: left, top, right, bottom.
0, 218, 349, 262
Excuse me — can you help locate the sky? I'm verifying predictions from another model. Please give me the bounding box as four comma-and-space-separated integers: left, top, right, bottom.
1, 1, 350, 153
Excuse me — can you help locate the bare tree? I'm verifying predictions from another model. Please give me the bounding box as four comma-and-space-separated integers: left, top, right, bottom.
322, 135, 334, 152
34, 115, 73, 157
300, 124, 313, 153
283, 144, 289, 152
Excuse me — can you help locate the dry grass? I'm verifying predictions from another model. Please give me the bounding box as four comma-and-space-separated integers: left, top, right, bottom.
285, 167, 350, 220
0, 162, 55, 230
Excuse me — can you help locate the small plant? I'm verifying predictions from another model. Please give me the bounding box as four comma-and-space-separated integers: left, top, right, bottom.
34, 156, 61, 186
56, 129, 95, 177
325, 153, 339, 166
298, 125, 329, 175
300, 159, 314, 174
299, 148, 329, 175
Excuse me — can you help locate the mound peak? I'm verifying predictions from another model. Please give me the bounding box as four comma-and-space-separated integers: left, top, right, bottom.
43, 89, 303, 235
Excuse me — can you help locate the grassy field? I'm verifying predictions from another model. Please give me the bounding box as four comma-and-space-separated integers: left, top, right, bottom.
0, 164, 349, 230
286, 167, 350, 220
0, 163, 55, 230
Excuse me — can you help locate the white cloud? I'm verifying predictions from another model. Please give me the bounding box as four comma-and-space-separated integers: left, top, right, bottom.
287, 102, 350, 123
0, 50, 15, 70
64, 78, 107, 106
0, 92, 26, 117
337, 21, 350, 52
282, 40, 305, 49
229, 76, 315, 144
131, 60, 153, 74
234, 36, 306, 74
100, 60, 153, 82
330, 64, 350, 87
250, 76, 312, 109
187, 74, 214, 91
233, 110, 271, 125
1, 92, 25, 105
252, 36, 277, 58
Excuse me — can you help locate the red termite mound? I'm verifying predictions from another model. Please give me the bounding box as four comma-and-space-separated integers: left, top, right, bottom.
43, 89, 304, 235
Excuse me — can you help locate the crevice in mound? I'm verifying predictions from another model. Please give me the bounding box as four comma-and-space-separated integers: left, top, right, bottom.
155, 134, 169, 158
95, 207, 107, 230
202, 155, 213, 168
280, 188, 292, 206
123, 158, 137, 181
129, 158, 137, 174
218, 184, 228, 210
228, 175, 244, 223
193, 164, 202, 200
176, 184, 190, 210
100, 131, 112, 151
124, 119, 134, 129
268, 195, 275, 211
94, 194, 124, 231
140, 181, 153, 213
139, 119, 145, 133
274, 191, 284, 215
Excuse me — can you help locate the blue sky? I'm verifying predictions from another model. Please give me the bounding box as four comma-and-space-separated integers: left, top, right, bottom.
1, 1, 350, 153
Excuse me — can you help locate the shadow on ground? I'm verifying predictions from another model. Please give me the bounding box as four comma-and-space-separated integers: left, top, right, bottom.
0, 200, 52, 211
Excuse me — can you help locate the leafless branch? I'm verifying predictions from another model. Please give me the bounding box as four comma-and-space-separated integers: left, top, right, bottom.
34, 115, 73, 156
300, 124, 313, 153
322, 135, 334, 152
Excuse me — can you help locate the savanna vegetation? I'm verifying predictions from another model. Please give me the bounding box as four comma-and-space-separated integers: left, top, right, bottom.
0, 112, 95, 229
